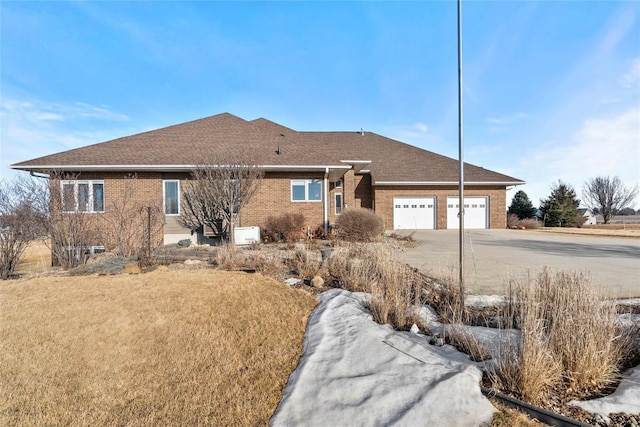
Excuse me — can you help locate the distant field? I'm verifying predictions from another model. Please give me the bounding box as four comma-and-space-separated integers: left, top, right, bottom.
535, 225, 640, 238
0, 270, 318, 426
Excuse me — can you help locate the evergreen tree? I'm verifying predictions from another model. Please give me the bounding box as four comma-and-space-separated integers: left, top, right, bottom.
507, 190, 537, 219
539, 180, 581, 227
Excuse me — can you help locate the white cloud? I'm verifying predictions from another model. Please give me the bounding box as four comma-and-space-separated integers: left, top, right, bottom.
0, 98, 132, 179
620, 57, 640, 89
508, 108, 640, 208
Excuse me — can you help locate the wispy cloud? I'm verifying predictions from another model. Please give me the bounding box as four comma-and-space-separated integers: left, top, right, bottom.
0, 98, 132, 179
507, 107, 640, 208
385, 122, 430, 139
620, 57, 640, 89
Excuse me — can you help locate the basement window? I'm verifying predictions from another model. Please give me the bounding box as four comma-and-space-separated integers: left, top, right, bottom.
61, 180, 104, 213
291, 179, 322, 202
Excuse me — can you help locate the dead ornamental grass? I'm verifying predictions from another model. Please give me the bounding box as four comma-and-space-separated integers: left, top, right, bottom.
490, 269, 624, 405
0, 270, 318, 426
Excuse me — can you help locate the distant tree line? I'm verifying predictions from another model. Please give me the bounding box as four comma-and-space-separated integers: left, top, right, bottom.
507, 175, 638, 227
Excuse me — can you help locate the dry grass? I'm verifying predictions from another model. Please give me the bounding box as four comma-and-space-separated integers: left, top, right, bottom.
490, 269, 625, 404
444, 324, 492, 362
326, 243, 426, 330
488, 400, 546, 426
14, 239, 51, 276
0, 270, 318, 426
292, 244, 321, 279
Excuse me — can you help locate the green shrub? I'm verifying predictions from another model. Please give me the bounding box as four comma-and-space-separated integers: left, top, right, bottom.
262, 213, 305, 243
335, 209, 384, 242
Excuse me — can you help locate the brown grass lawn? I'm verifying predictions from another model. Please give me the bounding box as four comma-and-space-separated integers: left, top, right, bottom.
0, 270, 318, 426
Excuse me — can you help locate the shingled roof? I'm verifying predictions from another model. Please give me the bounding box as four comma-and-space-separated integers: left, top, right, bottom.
12, 113, 524, 185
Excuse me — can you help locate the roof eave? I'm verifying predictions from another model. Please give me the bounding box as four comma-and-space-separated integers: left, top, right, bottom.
373, 180, 526, 186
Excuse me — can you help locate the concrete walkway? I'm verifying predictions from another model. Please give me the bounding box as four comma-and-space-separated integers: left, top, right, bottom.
395, 229, 640, 298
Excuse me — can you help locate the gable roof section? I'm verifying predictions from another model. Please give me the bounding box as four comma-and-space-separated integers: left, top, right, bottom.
12, 113, 524, 185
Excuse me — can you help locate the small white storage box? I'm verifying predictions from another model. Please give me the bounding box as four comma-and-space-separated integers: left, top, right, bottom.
234, 226, 261, 245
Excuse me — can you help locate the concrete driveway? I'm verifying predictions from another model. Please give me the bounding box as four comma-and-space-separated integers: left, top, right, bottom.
395, 229, 640, 298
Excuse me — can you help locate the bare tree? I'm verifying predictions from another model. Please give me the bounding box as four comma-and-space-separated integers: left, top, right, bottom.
582, 176, 639, 224
0, 176, 47, 279
44, 171, 101, 269
100, 173, 164, 261
179, 154, 263, 244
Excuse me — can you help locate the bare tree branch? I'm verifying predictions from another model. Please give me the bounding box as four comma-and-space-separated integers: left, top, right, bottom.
582, 176, 639, 224
178, 153, 263, 244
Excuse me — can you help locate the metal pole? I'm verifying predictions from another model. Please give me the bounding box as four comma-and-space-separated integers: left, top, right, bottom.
457, 0, 465, 316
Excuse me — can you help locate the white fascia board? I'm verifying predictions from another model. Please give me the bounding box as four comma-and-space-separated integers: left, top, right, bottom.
374, 180, 526, 186
11, 164, 353, 172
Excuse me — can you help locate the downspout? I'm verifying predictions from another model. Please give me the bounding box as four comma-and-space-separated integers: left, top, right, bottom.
324, 168, 329, 236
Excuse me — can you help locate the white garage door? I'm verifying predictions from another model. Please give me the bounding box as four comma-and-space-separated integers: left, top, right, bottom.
447, 197, 488, 229
393, 197, 436, 230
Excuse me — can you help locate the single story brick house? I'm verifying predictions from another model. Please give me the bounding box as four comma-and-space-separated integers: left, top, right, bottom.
12, 113, 524, 244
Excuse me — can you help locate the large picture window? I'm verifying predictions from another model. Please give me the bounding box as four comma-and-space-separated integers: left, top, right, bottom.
291, 179, 322, 202
61, 180, 104, 213
164, 180, 180, 215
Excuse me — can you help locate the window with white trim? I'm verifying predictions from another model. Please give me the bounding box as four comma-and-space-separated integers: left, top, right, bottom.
61, 180, 104, 213
335, 179, 343, 189
291, 179, 322, 202
335, 193, 343, 215
164, 180, 180, 215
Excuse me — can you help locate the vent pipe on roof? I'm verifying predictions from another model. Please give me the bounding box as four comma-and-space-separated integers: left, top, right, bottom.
276, 146, 282, 155
359, 128, 364, 136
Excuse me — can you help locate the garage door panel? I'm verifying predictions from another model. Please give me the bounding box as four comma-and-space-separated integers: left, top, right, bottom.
447, 197, 488, 229
394, 197, 435, 230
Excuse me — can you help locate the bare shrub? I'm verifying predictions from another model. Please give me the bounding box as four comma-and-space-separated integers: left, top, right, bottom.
0, 176, 47, 279
518, 218, 541, 229
179, 153, 263, 244
292, 245, 321, 279
507, 213, 520, 229
335, 208, 384, 242
100, 174, 164, 260
507, 214, 541, 230
263, 213, 306, 243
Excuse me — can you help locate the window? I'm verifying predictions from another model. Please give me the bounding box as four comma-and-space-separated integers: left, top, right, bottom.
61, 180, 104, 213
291, 179, 322, 202
164, 180, 180, 215
335, 193, 343, 215
335, 179, 343, 189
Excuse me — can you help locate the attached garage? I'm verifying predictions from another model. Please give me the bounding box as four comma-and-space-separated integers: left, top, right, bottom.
393, 197, 436, 229
447, 197, 488, 229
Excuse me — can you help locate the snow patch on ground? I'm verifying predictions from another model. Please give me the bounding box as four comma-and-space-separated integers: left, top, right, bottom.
571, 367, 640, 417
271, 289, 496, 427
272, 289, 640, 425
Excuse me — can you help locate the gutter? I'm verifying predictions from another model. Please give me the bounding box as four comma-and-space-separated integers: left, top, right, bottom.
323, 167, 329, 236
373, 181, 526, 186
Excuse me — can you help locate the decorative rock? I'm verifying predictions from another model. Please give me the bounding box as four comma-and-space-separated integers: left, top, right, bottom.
284, 278, 302, 286
311, 275, 324, 288
410, 324, 420, 334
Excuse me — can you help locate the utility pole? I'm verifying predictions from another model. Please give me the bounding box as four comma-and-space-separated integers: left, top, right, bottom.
457, 0, 465, 316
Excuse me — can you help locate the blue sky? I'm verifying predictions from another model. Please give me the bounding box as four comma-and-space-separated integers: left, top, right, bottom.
1, 1, 639, 208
